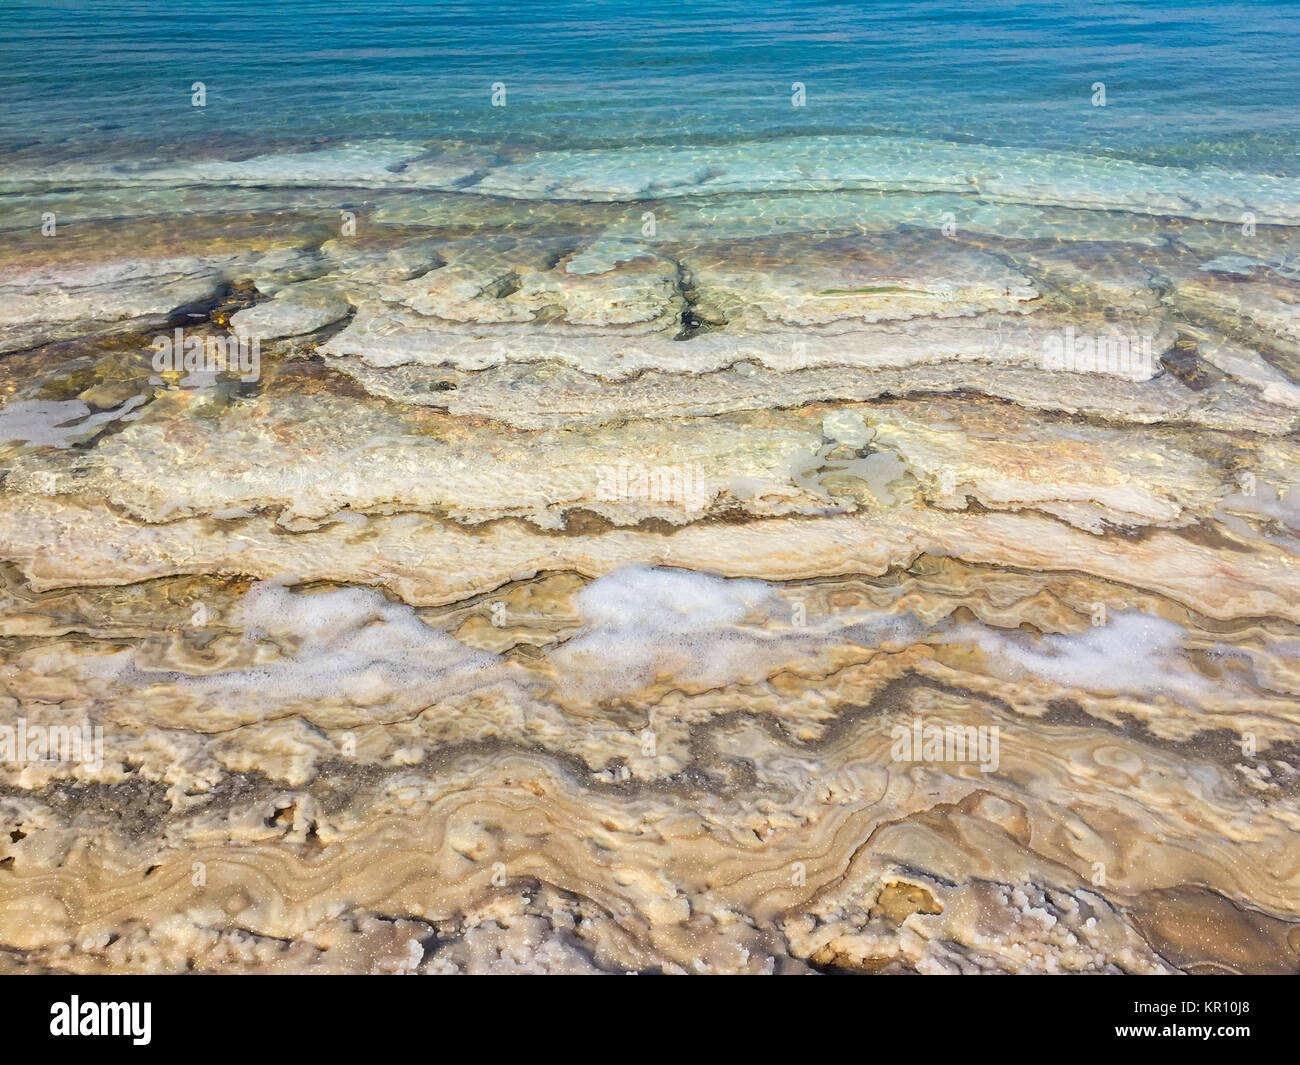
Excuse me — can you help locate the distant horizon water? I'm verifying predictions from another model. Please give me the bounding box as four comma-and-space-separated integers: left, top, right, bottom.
2, 0, 1299, 176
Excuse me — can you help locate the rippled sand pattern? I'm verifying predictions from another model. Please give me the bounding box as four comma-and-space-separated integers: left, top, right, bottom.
1, 121, 1299, 973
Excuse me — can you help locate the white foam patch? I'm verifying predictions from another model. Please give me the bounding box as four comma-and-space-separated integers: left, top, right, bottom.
941, 611, 1212, 700
549, 565, 782, 698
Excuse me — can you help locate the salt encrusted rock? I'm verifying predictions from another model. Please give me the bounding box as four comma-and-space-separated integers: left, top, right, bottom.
1, 133, 1299, 975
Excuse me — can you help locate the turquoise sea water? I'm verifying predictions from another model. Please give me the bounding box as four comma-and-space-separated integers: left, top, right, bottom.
2, 0, 1299, 174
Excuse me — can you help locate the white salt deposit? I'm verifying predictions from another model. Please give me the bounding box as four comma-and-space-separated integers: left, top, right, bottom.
941, 611, 1212, 700
550, 565, 781, 698
84, 581, 497, 710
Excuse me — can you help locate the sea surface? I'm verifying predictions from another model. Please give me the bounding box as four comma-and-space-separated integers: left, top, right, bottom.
2, 0, 1299, 173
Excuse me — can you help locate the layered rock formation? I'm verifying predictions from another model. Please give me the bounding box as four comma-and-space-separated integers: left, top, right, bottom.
0, 136, 1298, 973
